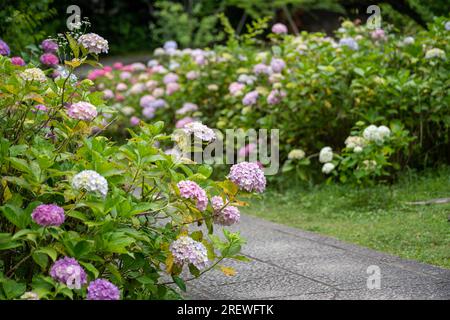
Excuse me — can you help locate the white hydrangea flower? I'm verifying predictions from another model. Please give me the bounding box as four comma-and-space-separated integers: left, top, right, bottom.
322, 162, 335, 174
425, 48, 445, 60
377, 125, 391, 141
183, 122, 216, 142
78, 33, 109, 54
20, 68, 47, 82
363, 125, 391, 144
344, 136, 366, 150
319, 147, 333, 163
288, 149, 306, 160
72, 170, 108, 197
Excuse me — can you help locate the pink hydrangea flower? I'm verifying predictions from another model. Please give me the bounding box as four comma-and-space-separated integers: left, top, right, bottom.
177, 180, 208, 211
371, 29, 387, 41
272, 23, 288, 34
87, 69, 106, 81
229, 82, 245, 96
186, 71, 199, 80
228, 162, 266, 193
166, 82, 180, 95
11, 56, 25, 66
40, 53, 59, 66
176, 116, 194, 128
67, 102, 98, 121
238, 143, 257, 158
211, 196, 240, 226
113, 62, 123, 69
130, 116, 140, 126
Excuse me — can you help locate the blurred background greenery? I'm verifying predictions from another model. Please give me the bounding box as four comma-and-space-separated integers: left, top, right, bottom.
1, 0, 449, 55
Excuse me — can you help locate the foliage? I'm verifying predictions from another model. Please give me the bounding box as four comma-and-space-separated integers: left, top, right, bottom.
0, 34, 261, 300
89, 17, 450, 185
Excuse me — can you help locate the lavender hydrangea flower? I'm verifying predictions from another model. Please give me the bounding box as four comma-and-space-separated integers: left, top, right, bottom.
242, 90, 259, 106
211, 196, 240, 226
50, 257, 87, 289
339, 37, 359, 50
253, 63, 270, 75
67, 102, 98, 121
445, 21, 450, 31
0, 39, 10, 56
31, 204, 65, 227
270, 58, 286, 73
177, 180, 208, 211
176, 102, 198, 115
41, 39, 58, 53
87, 279, 120, 300
164, 40, 178, 51
183, 122, 216, 142
228, 162, 266, 193
142, 107, 156, 119
176, 116, 194, 129
78, 33, 109, 54
229, 82, 245, 96
267, 89, 286, 105
140, 95, 155, 108
163, 72, 179, 84
170, 236, 208, 270
72, 170, 108, 197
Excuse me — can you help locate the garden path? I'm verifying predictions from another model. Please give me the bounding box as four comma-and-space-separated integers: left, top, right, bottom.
186, 214, 450, 300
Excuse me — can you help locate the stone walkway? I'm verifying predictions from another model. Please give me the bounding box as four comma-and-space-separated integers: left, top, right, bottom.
185, 215, 450, 300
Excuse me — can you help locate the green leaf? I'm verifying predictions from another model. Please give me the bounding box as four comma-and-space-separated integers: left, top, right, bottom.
2, 279, 26, 299
35, 247, 58, 262
172, 275, 186, 292
66, 33, 79, 58
79, 261, 99, 278
32, 251, 49, 269
0, 204, 31, 229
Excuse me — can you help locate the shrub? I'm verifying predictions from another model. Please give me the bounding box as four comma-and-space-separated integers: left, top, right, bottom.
0, 33, 264, 300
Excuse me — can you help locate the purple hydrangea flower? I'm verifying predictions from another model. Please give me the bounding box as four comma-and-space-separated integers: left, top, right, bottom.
267, 89, 286, 105
50, 257, 87, 289
130, 116, 140, 126
242, 90, 259, 106
228, 162, 266, 193
41, 39, 58, 53
253, 63, 270, 75
163, 72, 179, 84
87, 279, 120, 300
0, 39, 10, 56
170, 236, 208, 270
270, 58, 286, 73
140, 95, 155, 108
11, 56, 25, 66
339, 37, 359, 50
176, 102, 198, 115
177, 180, 208, 211
33, 104, 48, 113
31, 204, 65, 226
211, 196, 240, 226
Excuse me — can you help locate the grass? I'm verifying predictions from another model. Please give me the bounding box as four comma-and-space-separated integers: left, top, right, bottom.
243, 167, 450, 269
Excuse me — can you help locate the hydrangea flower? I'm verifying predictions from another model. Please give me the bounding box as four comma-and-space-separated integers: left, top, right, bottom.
164, 40, 178, 51
163, 72, 179, 84
67, 102, 98, 121
339, 37, 359, 50
344, 136, 366, 151
229, 82, 245, 96
50, 257, 87, 289
237, 74, 256, 85
176, 116, 194, 129
272, 23, 288, 34
238, 143, 257, 158
242, 90, 259, 106
319, 147, 333, 163
130, 116, 140, 126
142, 107, 156, 119
0, 39, 10, 56
270, 58, 286, 73
267, 89, 286, 105
253, 63, 270, 75
371, 29, 387, 41
31, 204, 65, 227
170, 236, 208, 270
445, 21, 450, 31
288, 149, 305, 160
177, 180, 208, 211
11, 56, 25, 66
403, 36, 415, 45
140, 95, 155, 108
183, 121, 216, 142
176, 102, 198, 115
20, 68, 47, 82
41, 39, 58, 53
40, 53, 59, 66
166, 82, 180, 95
425, 48, 445, 60
186, 71, 199, 80
87, 279, 120, 300
211, 196, 240, 226
33, 104, 48, 113
78, 33, 109, 54
322, 162, 335, 174
72, 170, 108, 197
228, 162, 266, 193
103, 89, 114, 100
21, 292, 39, 300
363, 125, 391, 144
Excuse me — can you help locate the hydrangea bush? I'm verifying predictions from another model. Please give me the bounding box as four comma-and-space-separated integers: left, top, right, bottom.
88, 17, 449, 184
0, 34, 265, 300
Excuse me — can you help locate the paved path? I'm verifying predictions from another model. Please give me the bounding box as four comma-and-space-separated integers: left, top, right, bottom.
185, 215, 450, 300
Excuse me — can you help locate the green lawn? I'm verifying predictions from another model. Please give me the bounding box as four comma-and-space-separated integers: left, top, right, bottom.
243, 167, 450, 269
